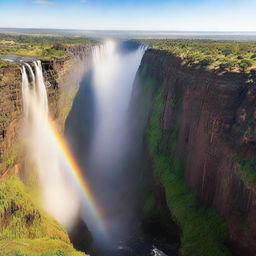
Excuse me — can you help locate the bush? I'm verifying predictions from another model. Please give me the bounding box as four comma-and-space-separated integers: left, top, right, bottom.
200, 57, 212, 67
235, 158, 256, 186
239, 59, 254, 72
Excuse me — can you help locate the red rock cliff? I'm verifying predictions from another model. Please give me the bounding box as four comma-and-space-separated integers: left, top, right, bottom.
142, 48, 256, 255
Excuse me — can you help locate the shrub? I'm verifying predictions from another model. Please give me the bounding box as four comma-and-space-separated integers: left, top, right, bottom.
239, 59, 254, 72
235, 158, 256, 186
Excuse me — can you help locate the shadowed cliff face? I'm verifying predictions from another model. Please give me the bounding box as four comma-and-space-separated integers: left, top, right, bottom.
140, 49, 256, 255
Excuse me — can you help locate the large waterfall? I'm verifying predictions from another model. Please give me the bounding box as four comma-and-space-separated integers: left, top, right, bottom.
65, 40, 147, 252
21, 61, 80, 229
91, 41, 146, 169
20, 43, 170, 255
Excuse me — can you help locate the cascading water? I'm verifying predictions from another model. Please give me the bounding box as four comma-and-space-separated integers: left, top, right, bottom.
91, 40, 147, 169
65, 40, 148, 253
21, 61, 80, 229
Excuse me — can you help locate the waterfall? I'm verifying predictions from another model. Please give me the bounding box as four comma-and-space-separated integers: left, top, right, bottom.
78, 40, 147, 247
90, 41, 146, 170
21, 61, 80, 229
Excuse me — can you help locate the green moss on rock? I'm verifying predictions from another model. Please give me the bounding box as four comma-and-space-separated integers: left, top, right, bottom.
0, 177, 88, 256
235, 158, 256, 186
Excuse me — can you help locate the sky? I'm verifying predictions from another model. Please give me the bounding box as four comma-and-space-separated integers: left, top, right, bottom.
0, 0, 255, 31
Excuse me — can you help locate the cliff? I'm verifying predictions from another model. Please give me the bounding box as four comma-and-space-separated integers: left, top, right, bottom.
0, 45, 91, 176
136, 48, 256, 256
0, 45, 92, 255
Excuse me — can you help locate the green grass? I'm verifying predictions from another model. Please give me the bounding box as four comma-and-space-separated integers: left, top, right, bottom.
235, 158, 256, 186
0, 59, 17, 68
0, 177, 88, 256
0, 239, 87, 256
0, 177, 69, 241
142, 193, 167, 226
145, 39, 256, 73
0, 140, 22, 174
145, 71, 231, 256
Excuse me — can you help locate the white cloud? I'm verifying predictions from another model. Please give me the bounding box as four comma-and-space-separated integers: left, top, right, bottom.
80, 0, 87, 3
33, 0, 54, 5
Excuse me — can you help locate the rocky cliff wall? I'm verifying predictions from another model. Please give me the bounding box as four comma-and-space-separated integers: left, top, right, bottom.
0, 45, 92, 177
139, 49, 256, 255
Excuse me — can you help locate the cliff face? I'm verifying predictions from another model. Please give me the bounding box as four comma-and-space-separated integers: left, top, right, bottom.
139, 49, 256, 255
0, 45, 91, 177
0, 63, 21, 170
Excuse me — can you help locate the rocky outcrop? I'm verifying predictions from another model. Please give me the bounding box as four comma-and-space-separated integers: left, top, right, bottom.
140, 49, 256, 255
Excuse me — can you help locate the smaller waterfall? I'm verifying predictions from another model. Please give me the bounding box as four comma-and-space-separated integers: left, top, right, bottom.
21, 61, 80, 229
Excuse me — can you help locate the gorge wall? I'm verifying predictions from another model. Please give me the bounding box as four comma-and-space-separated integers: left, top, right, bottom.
136, 48, 256, 256
0, 45, 91, 178
0, 45, 92, 256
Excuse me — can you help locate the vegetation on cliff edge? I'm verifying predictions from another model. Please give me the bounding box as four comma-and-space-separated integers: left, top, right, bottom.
235, 158, 256, 186
146, 39, 256, 73
0, 177, 88, 256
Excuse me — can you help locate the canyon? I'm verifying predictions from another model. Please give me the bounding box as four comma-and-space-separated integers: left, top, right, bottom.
0, 40, 256, 256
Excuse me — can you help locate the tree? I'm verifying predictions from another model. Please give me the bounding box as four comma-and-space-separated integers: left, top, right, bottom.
239, 59, 253, 72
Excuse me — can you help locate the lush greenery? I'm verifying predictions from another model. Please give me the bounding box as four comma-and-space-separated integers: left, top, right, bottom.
146, 39, 256, 73
0, 177, 87, 256
142, 68, 230, 255
0, 33, 93, 60
142, 191, 179, 241
0, 140, 22, 175
235, 158, 256, 186
0, 239, 87, 256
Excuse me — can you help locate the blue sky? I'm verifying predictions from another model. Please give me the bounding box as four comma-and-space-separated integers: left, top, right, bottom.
0, 0, 255, 31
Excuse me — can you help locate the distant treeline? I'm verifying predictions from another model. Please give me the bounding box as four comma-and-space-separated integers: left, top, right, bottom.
0, 33, 94, 61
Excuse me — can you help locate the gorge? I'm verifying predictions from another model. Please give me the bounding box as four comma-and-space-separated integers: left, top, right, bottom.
0, 38, 256, 256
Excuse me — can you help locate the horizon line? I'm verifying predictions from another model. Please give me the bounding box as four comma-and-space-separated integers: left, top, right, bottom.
1, 27, 256, 34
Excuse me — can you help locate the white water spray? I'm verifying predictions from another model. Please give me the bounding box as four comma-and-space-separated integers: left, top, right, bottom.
21, 61, 79, 229
82, 40, 147, 244
91, 40, 146, 170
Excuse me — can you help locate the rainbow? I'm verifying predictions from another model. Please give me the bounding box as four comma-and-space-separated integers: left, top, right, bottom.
47, 120, 105, 233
